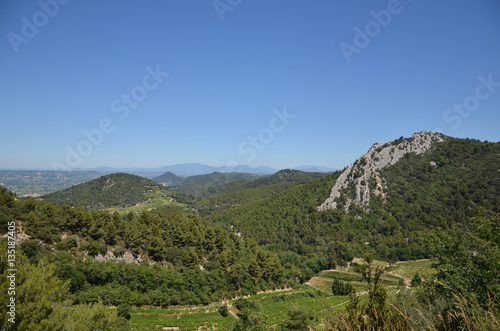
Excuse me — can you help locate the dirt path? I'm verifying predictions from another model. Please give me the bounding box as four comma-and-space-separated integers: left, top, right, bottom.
228, 306, 239, 320
132, 287, 296, 313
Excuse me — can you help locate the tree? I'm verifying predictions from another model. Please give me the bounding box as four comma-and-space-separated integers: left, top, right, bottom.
248, 259, 261, 285
232, 298, 268, 329
148, 236, 165, 262
411, 273, 422, 287
117, 303, 131, 320
326, 253, 409, 330
126, 211, 134, 221
181, 247, 199, 269
331, 278, 353, 296
430, 212, 500, 309
219, 304, 229, 317
282, 306, 314, 330
0, 241, 117, 330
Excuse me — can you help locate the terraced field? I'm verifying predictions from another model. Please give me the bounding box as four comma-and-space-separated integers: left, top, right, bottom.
130, 287, 349, 330
306, 263, 405, 295
129, 259, 432, 330
388, 259, 437, 282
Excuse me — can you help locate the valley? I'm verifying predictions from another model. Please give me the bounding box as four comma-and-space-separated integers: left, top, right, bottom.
0, 132, 499, 330
0, 170, 101, 196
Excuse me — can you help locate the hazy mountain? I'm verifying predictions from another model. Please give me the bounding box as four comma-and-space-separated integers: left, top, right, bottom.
92, 163, 278, 177
154, 163, 278, 177
292, 165, 336, 173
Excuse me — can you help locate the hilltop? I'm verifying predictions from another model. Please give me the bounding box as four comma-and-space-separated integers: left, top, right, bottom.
205, 132, 500, 258
42, 173, 171, 210
151, 171, 185, 187
319, 131, 446, 211
197, 169, 329, 215
153, 171, 263, 199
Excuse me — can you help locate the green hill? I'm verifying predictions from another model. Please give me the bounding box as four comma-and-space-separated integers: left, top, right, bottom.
205, 135, 500, 262
151, 171, 185, 187
196, 170, 330, 215
197, 182, 300, 215
167, 172, 262, 199
242, 169, 328, 188
42, 173, 170, 210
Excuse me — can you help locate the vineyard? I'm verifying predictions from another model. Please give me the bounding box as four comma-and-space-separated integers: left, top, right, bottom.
130, 287, 349, 330
129, 259, 429, 330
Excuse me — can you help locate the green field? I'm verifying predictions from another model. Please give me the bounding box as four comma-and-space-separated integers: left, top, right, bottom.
321, 268, 403, 288
131, 306, 234, 330
388, 259, 437, 281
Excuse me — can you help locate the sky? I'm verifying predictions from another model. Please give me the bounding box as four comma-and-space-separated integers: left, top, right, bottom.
0, 0, 499, 170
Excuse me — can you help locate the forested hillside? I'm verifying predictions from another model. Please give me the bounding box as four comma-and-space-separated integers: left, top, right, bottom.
42, 173, 171, 210
1, 186, 287, 309
203, 135, 500, 264
380, 137, 500, 229
157, 172, 262, 200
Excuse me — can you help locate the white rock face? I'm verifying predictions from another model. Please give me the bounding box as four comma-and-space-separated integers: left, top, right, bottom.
318, 132, 445, 211
94, 250, 143, 264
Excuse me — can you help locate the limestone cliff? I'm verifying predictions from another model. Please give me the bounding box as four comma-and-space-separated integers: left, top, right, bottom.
318, 132, 445, 211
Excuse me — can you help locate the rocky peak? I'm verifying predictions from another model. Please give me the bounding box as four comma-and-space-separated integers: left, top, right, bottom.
318, 132, 445, 211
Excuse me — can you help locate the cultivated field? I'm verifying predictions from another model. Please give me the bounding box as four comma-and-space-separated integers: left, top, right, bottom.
128, 259, 434, 330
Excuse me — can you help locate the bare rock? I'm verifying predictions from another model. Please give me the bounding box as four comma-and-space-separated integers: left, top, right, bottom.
318, 131, 445, 211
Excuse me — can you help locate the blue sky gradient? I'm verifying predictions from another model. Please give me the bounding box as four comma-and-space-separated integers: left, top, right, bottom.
1, 0, 499, 170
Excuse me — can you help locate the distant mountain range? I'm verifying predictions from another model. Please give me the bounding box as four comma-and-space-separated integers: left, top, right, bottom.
92, 163, 335, 178
1, 163, 336, 178
291, 165, 336, 173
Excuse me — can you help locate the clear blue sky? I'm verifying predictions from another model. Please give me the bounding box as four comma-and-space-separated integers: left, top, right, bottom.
1, 0, 499, 170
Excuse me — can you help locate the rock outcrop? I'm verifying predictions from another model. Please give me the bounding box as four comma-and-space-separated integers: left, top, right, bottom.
318, 132, 445, 211
94, 250, 144, 264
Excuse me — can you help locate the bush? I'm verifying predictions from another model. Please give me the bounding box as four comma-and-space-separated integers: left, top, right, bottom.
283, 306, 314, 330
117, 304, 131, 320
218, 304, 229, 317
56, 241, 69, 251
411, 273, 422, 287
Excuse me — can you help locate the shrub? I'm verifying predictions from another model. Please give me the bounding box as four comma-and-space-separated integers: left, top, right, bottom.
218, 304, 229, 317
117, 303, 131, 320
411, 273, 422, 287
